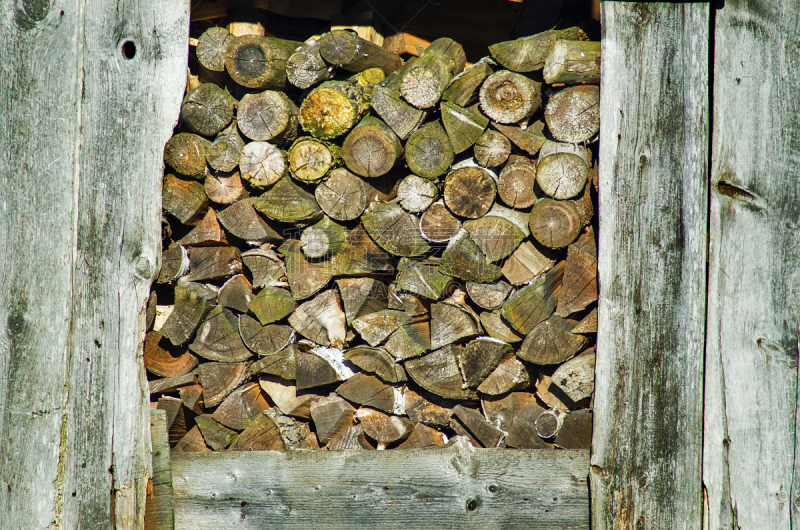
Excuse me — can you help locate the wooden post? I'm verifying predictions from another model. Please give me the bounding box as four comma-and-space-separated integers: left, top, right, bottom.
592, 3, 708, 529
0, 0, 188, 528
704, 1, 800, 528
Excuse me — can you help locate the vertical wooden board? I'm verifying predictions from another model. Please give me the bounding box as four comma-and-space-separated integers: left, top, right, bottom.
705, 2, 800, 528
593, 4, 708, 529
172, 439, 590, 529
146, 409, 174, 530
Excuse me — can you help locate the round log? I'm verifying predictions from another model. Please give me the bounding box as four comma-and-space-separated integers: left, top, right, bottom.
479, 70, 542, 124
287, 38, 334, 89
314, 168, 368, 221
545, 85, 600, 144
164, 133, 210, 177
536, 153, 589, 200
299, 80, 367, 139
342, 116, 403, 178
237, 90, 298, 143
196, 26, 234, 72
498, 156, 537, 208
529, 198, 582, 248
239, 141, 287, 188
180, 83, 235, 137
224, 35, 301, 89
543, 40, 601, 85
289, 137, 340, 183
401, 38, 466, 109
397, 174, 439, 213
473, 130, 510, 168
443, 166, 496, 219
419, 201, 460, 243
405, 120, 454, 179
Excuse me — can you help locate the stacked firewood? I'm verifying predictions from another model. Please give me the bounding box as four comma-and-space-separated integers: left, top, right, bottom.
148, 23, 600, 452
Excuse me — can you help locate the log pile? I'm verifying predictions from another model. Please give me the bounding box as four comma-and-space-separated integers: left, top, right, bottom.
150, 20, 600, 453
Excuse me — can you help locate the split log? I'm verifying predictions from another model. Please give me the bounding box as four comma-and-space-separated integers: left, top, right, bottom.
397, 423, 446, 449
554, 409, 592, 450
543, 40, 601, 85
278, 239, 334, 300
480, 312, 524, 344
479, 71, 541, 124
180, 383, 205, 414
289, 137, 341, 183
189, 305, 253, 362
204, 169, 245, 203
336, 373, 397, 413
288, 289, 347, 347
229, 412, 286, 451
535, 407, 566, 439
342, 116, 403, 178
315, 168, 369, 221
143, 332, 198, 378
536, 153, 589, 200
481, 391, 533, 432
156, 396, 183, 430
237, 91, 298, 143
439, 228, 502, 283
310, 394, 356, 444
477, 353, 530, 395
518, 315, 588, 365
218, 275, 254, 313
396, 258, 455, 300
443, 57, 495, 107
498, 156, 537, 209
344, 346, 406, 384
489, 27, 583, 73
335, 277, 389, 325
505, 399, 549, 449
149, 373, 198, 396
405, 345, 476, 400
287, 38, 334, 89
300, 217, 345, 259
296, 346, 354, 391
440, 101, 488, 154
501, 240, 555, 286
173, 426, 211, 453
163, 174, 209, 225
556, 228, 597, 317
160, 280, 217, 346
473, 130, 510, 168
196, 361, 250, 408
355, 408, 413, 444
529, 198, 582, 249
186, 246, 243, 282
536, 373, 569, 412
551, 349, 596, 403
196, 27, 234, 72
572, 307, 597, 334
319, 30, 403, 74
253, 176, 322, 223
443, 166, 496, 219
181, 83, 235, 137
259, 375, 317, 419
299, 80, 367, 139
352, 310, 409, 346
431, 302, 482, 349
239, 315, 294, 356
404, 388, 454, 428
452, 405, 505, 448
332, 223, 396, 276
405, 120, 455, 179
501, 261, 564, 334
249, 346, 298, 381
224, 35, 301, 89
206, 124, 244, 173
401, 38, 466, 109
419, 201, 460, 243
371, 58, 427, 140
241, 248, 286, 289
459, 337, 512, 388
239, 141, 287, 188
466, 281, 512, 311
397, 175, 438, 213
211, 381, 270, 431
217, 198, 283, 246
384, 321, 432, 361
157, 243, 190, 284
177, 208, 226, 247
545, 85, 600, 144
572, 181, 595, 228
538, 139, 592, 166
362, 203, 431, 257
492, 121, 546, 156
326, 425, 374, 450
463, 216, 524, 262
265, 408, 320, 450
163, 133, 210, 177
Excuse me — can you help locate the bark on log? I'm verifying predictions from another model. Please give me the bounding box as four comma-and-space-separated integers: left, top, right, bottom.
489, 27, 583, 73
225, 35, 301, 89
288, 137, 341, 183
405, 120, 455, 179
180, 83, 235, 137
299, 80, 367, 139
543, 40, 601, 85
319, 30, 403, 75
473, 130, 510, 168
287, 38, 334, 89
401, 38, 466, 109
342, 116, 403, 178
237, 90, 298, 143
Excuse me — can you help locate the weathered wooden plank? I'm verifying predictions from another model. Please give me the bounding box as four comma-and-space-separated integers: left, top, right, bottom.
145, 409, 174, 530
0, 1, 188, 527
592, 4, 708, 529
172, 439, 589, 529
704, 2, 800, 528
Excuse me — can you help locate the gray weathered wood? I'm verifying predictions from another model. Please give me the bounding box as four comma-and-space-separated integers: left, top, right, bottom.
0, 1, 188, 527
704, 2, 800, 528
145, 409, 174, 529
172, 438, 588, 529
591, 4, 708, 529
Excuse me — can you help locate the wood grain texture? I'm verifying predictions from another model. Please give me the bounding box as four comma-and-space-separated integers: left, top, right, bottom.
145, 409, 174, 530
172, 438, 589, 529
592, 4, 708, 529
0, 1, 188, 527
704, 2, 800, 528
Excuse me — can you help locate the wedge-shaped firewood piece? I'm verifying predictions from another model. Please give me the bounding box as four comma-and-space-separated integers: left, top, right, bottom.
187, 246, 243, 282
543, 39, 600, 85
480, 71, 541, 124
336, 277, 388, 325
404, 388, 454, 428
300, 80, 368, 139
240, 142, 288, 189
287, 37, 333, 89
300, 217, 346, 259
336, 373, 396, 413
343, 116, 403, 178
179, 383, 204, 414
207, 124, 244, 174
537, 153, 589, 200
224, 35, 301, 90
149, 373, 198, 396
248, 286, 296, 325
279, 239, 334, 300
556, 228, 598, 317
356, 407, 413, 444
530, 198, 582, 249
230, 412, 286, 451
189, 306, 252, 362
385, 321, 431, 360
388, 290, 430, 318
157, 396, 183, 430
396, 258, 455, 300
197, 361, 250, 408
505, 399, 549, 449
405, 345, 476, 400
330, 224, 395, 276
173, 425, 211, 453
289, 289, 347, 347
254, 176, 323, 224
463, 216, 524, 263
439, 228, 502, 283
144, 331, 198, 378
157, 244, 190, 284
398, 423, 446, 449
518, 315, 588, 365
163, 133, 210, 178
265, 408, 320, 450
492, 120, 546, 157
401, 38, 466, 109
572, 307, 597, 334
238, 90, 298, 143
315, 168, 369, 221
545, 85, 600, 145
477, 352, 531, 396
242, 248, 286, 289
555, 409, 593, 450
320, 30, 403, 74
259, 375, 316, 419
195, 415, 238, 451
181, 83, 235, 137
352, 310, 410, 346
481, 391, 533, 433
480, 312, 524, 344
441, 101, 488, 154
361, 203, 431, 257
249, 345, 297, 380
177, 208, 227, 247
163, 174, 209, 225
466, 281, 512, 311
489, 27, 582, 73
452, 405, 505, 448
501, 262, 563, 334
459, 337, 512, 389
239, 315, 294, 356
311, 394, 357, 445
218, 274, 254, 313
474, 130, 510, 168
501, 240, 555, 286
344, 346, 406, 384
537, 373, 568, 412
160, 280, 217, 346
443, 57, 495, 107
444, 166, 496, 219
218, 198, 283, 245
397, 175, 439, 213
211, 381, 270, 431
419, 201, 460, 243
296, 347, 354, 391
498, 156, 537, 209
197, 26, 233, 72
431, 302, 482, 350
551, 349, 596, 403
326, 425, 374, 450
371, 58, 428, 140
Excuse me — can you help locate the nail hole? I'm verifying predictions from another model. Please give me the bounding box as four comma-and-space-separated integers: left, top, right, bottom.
121, 40, 136, 60
488, 485, 498, 493
466, 499, 477, 511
